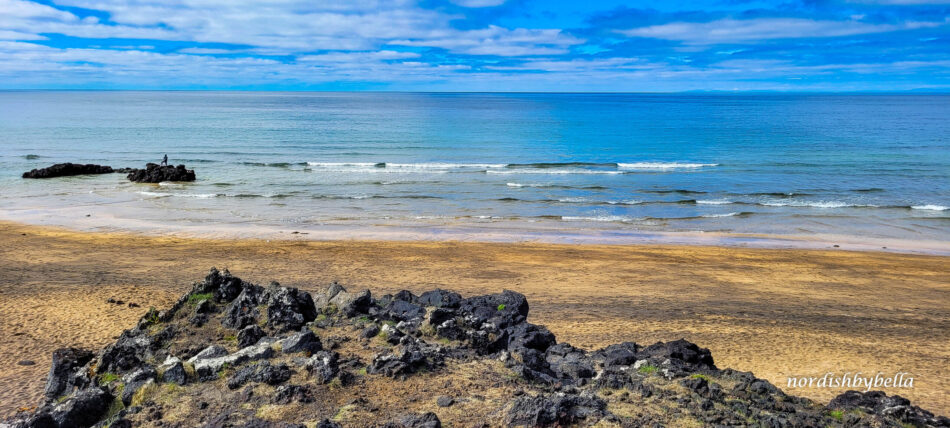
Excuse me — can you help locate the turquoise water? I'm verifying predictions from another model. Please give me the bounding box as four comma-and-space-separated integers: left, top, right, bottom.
0, 91, 948, 248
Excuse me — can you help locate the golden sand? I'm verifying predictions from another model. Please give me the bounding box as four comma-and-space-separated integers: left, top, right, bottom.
0, 220, 947, 416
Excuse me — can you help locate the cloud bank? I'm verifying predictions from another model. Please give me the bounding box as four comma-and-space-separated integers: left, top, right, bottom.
0, 0, 948, 91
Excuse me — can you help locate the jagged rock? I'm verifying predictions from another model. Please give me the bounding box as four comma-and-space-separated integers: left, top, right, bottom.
44, 347, 94, 400
96, 332, 152, 374
263, 284, 317, 331
383, 412, 442, 428
7, 269, 948, 428
121, 378, 153, 405
222, 284, 263, 329
360, 324, 380, 339
314, 420, 342, 428
545, 344, 595, 382
507, 392, 609, 427
237, 325, 265, 348
418, 289, 462, 308
226, 361, 292, 389
306, 351, 339, 384
189, 342, 274, 380
329, 288, 373, 317
274, 384, 314, 404
279, 330, 322, 354
829, 390, 950, 427
50, 387, 112, 428
640, 338, 716, 376
458, 290, 529, 329
158, 356, 186, 385
126, 163, 195, 183
369, 337, 444, 377
22, 163, 114, 179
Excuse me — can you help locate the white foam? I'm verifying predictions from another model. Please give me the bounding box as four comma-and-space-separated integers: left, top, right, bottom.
561, 215, 636, 223
761, 200, 875, 208
487, 169, 623, 175
618, 162, 717, 170
137, 191, 170, 198
697, 199, 733, 205
702, 212, 742, 218
911, 205, 948, 211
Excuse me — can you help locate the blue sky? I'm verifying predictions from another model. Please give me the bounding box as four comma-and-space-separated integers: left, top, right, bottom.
1, 0, 949, 91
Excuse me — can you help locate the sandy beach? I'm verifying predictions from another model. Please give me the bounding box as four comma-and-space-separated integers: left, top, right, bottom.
0, 220, 947, 417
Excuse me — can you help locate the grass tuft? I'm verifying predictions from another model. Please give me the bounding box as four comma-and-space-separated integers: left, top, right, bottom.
638, 364, 658, 375
187, 293, 213, 305
829, 410, 844, 421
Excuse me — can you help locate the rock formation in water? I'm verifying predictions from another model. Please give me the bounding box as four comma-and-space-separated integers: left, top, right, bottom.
126, 163, 196, 183
21, 163, 114, 179
3, 268, 948, 427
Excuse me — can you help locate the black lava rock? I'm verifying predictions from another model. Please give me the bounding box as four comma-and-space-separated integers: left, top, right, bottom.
126, 163, 195, 183
22, 163, 114, 179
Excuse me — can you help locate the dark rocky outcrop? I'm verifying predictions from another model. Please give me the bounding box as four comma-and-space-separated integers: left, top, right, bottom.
126, 163, 195, 183
4, 268, 947, 428
22, 163, 114, 179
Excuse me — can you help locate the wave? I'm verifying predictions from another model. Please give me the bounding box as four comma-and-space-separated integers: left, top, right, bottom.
852, 188, 885, 193
911, 205, 949, 211
301, 161, 715, 174
701, 212, 753, 218
506, 183, 607, 190
487, 169, 624, 175
242, 162, 304, 168
618, 162, 718, 170
560, 215, 638, 223
139, 191, 293, 199
312, 194, 442, 200
697, 199, 733, 205
24, 154, 42, 159
506, 162, 617, 169
642, 189, 707, 195
760, 200, 877, 208
748, 192, 810, 197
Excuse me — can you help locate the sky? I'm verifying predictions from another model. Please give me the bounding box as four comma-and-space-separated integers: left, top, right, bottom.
1, 0, 949, 91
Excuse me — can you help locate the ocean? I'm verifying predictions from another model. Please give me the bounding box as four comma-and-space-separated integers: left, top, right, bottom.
1, 91, 948, 251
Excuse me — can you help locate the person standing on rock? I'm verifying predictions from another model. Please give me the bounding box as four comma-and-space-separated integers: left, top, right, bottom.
161, 154, 168, 166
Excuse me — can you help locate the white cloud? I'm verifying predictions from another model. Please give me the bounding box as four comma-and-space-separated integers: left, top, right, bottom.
392, 26, 583, 56
450, 0, 506, 7
619, 18, 945, 44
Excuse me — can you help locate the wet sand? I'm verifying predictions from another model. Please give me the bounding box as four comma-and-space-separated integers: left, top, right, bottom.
0, 220, 947, 417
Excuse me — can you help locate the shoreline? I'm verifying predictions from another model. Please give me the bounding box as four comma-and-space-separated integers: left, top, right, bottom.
0, 220, 947, 416
3, 209, 950, 256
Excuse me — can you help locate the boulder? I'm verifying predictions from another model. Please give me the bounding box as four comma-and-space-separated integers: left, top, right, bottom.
126, 163, 195, 183
274, 384, 314, 404
44, 348, 95, 400
306, 351, 340, 384
507, 392, 609, 427
383, 412, 442, 428
49, 387, 112, 428
263, 285, 317, 331
22, 163, 114, 179
418, 289, 462, 309
237, 325, 266, 348
226, 361, 292, 389
829, 390, 950, 427
189, 342, 274, 380
158, 356, 186, 385
222, 285, 264, 329
279, 330, 322, 354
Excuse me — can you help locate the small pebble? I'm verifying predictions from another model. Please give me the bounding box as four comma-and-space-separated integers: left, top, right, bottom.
17, 360, 35, 366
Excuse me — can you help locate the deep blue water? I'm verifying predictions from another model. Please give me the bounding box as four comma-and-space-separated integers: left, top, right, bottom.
0, 92, 948, 246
